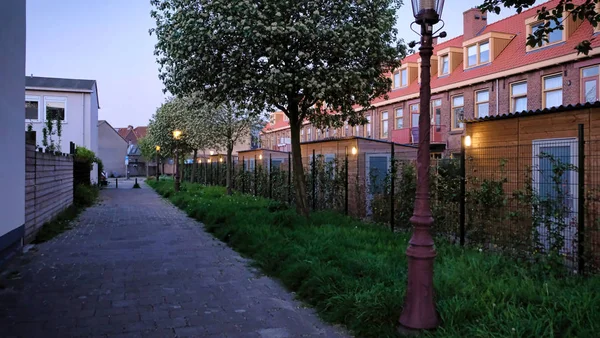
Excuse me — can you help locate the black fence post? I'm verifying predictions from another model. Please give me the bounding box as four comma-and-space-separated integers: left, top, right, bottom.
312, 149, 316, 211
269, 154, 273, 199
116, 178, 118, 189
578, 123, 585, 274
254, 155, 258, 196
459, 135, 466, 247
345, 148, 349, 215
242, 157, 246, 194
70, 141, 75, 155
288, 152, 292, 205
390, 143, 395, 232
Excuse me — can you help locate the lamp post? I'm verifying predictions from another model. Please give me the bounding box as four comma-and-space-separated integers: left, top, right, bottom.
155, 145, 161, 182
399, 0, 445, 331
173, 129, 182, 192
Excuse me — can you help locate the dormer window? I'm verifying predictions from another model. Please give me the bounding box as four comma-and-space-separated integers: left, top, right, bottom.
525, 9, 581, 52
440, 55, 449, 75
466, 40, 490, 68
393, 63, 418, 89
531, 20, 562, 48
394, 72, 400, 89
401, 69, 408, 87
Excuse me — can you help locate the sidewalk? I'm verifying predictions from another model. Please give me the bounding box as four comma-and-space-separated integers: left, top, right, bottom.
0, 183, 348, 338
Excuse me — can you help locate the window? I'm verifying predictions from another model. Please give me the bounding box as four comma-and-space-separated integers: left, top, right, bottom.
410, 104, 419, 129
511, 81, 528, 112
395, 108, 404, 129
283, 115, 289, 122
431, 99, 442, 131
355, 125, 360, 136
532, 20, 562, 47
440, 55, 449, 75
475, 90, 490, 118
543, 74, 563, 109
25, 96, 41, 121
381, 111, 389, 138
401, 69, 408, 87
345, 122, 349, 136
582, 65, 599, 103
466, 41, 490, 68
394, 72, 400, 89
45, 97, 67, 121
307, 128, 312, 141
365, 116, 372, 138
451, 95, 464, 130
467, 45, 477, 67
325, 128, 330, 138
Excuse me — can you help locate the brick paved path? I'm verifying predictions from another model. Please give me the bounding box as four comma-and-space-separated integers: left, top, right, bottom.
0, 183, 348, 338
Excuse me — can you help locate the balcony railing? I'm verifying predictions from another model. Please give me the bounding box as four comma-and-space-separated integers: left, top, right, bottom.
391, 125, 446, 145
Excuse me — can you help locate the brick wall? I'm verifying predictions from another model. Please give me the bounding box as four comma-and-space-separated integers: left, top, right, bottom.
25, 132, 74, 243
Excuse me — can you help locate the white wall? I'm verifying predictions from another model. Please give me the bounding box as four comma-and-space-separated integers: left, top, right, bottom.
0, 0, 26, 251
90, 86, 99, 183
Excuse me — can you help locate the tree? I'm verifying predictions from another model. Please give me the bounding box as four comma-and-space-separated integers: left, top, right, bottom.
204, 101, 265, 195
150, 0, 404, 216
147, 97, 213, 180
479, 0, 600, 55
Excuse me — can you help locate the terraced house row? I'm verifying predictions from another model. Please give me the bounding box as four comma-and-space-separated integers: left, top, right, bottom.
261, 0, 600, 157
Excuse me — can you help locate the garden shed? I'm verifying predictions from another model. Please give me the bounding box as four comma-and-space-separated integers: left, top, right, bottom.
464, 102, 600, 271
237, 148, 290, 171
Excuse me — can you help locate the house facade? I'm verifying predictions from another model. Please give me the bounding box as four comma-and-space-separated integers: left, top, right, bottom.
97, 120, 128, 177
261, 0, 600, 157
0, 0, 26, 261
25, 76, 100, 183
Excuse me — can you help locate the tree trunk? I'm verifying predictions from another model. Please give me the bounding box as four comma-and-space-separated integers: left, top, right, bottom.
289, 104, 310, 217
179, 154, 184, 182
226, 142, 233, 195
191, 149, 198, 183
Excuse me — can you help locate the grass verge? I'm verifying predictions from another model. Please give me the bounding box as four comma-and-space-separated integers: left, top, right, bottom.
33, 184, 99, 243
147, 180, 600, 338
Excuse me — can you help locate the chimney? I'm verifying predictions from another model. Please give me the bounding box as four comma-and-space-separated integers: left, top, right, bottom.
127, 125, 134, 130
463, 8, 487, 41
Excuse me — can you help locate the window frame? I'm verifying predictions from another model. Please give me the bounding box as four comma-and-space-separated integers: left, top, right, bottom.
394, 72, 401, 89
365, 115, 372, 138
44, 96, 68, 123
581, 65, 599, 103
542, 73, 563, 109
475, 89, 490, 118
25, 95, 42, 122
510, 81, 528, 112
465, 40, 490, 68
381, 111, 389, 138
400, 69, 408, 87
451, 95, 465, 131
395, 107, 404, 130
431, 99, 442, 132
409, 104, 420, 129
526, 18, 565, 51
440, 54, 449, 75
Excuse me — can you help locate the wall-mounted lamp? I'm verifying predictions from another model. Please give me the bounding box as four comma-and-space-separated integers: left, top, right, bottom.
208, 159, 212, 163
259, 154, 263, 160
464, 135, 472, 147
209, 150, 214, 155
219, 157, 223, 162
197, 158, 202, 163
351, 146, 358, 155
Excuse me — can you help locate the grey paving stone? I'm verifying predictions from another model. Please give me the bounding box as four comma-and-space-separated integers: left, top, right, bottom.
0, 183, 349, 338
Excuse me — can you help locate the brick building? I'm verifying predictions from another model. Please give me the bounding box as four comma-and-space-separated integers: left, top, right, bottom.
261, 0, 600, 157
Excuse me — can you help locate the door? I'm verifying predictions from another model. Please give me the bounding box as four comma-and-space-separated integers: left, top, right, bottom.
532, 138, 578, 257
365, 154, 391, 215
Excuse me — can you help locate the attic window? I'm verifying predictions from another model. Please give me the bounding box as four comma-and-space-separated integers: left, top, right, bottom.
466, 41, 489, 68
525, 12, 571, 52
440, 54, 449, 75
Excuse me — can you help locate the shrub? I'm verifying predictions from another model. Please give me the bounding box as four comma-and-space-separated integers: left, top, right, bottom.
74, 184, 99, 207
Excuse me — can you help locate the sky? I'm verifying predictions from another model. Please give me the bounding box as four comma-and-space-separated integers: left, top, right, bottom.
25, 0, 538, 129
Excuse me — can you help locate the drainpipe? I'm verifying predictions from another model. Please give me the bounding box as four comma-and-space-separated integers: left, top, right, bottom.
495, 79, 499, 115
82, 93, 86, 147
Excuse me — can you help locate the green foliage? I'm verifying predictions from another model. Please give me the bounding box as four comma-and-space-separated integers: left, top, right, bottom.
147, 179, 600, 338
150, 0, 406, 215
75, 146, 100, 170
478, 0, 600, 55
34, 184, 99, 243
42, 111, 62, 152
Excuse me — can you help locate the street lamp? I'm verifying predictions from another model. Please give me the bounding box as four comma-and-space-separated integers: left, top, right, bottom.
399, 0, 445, 331
173, 129, 182, 192
155, 145, 161, 182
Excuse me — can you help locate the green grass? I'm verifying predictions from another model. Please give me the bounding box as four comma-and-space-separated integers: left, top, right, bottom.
147, 180, 600, 338
34, 184, 99, 243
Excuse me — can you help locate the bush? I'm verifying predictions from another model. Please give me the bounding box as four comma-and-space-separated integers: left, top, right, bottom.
147, 179, 600, 338
74, 184, 99, 207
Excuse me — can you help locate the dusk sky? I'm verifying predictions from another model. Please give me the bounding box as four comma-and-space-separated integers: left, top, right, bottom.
25, 0, 534, 129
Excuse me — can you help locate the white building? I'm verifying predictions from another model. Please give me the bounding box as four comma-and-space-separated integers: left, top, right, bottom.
0, 0, 26, 260
25, 76, 100, 183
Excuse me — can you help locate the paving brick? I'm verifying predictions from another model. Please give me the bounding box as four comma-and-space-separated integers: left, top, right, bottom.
0, 183, 348, 338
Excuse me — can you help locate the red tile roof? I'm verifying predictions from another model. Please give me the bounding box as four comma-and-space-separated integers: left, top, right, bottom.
262, 0, 594, 133
116, 128, 130, 139
133, 126, 148, 139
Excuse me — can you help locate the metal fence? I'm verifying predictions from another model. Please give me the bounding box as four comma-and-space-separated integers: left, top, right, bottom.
180, 132, 600, 274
